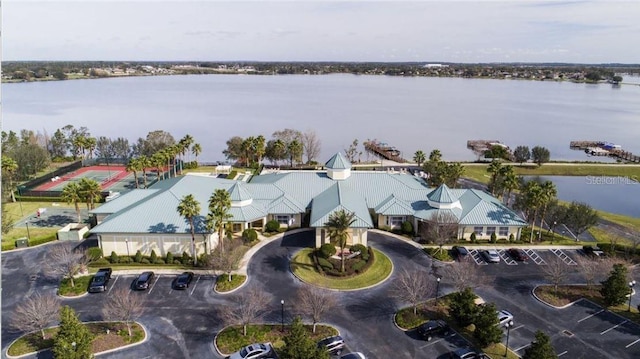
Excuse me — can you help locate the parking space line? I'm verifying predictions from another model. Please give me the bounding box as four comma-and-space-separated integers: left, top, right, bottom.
190, 275, 201, 296
578, 309, 605, 323
107, 276, 119, 295
557, 351, 568, 357
550, 249, 577, 266
523, 249, 546, 265
601, 320, 628, 335
514, 344, 531, 352
418, 338, 445, 348
626, 338, 640, 348
512, 324, 525, 331
468, 249, 488, 265
497, 250, 517, 265
148, 275, 160, 294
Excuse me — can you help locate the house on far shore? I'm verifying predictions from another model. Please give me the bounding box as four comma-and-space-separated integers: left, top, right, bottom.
89, 153, 527, 256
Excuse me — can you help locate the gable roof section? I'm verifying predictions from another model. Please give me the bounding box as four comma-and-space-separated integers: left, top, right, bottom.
374, 194, 414, 216
310, 182, 373, 228
229, 202, 268, 222
325, 152, 352, 170
267, 194, 306, 214
457, 190, 527, 226
229, 182, 253, 202
90, 189, 159, 214
427, 184, 457, 203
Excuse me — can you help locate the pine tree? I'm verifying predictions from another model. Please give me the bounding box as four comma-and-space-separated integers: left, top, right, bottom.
52, 306, 94, 359
600, 263, 629, 306
279, 316, 329, 359
473, 303, 503, 347
523, 330, 558, 359
449, 288, 479, 327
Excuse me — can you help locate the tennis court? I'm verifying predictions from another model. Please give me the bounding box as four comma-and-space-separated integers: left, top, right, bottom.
33, 165, 143, 193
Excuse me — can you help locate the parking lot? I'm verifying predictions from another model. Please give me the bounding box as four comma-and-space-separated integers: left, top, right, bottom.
464, 247, 581, 267
99, 272, 218, 301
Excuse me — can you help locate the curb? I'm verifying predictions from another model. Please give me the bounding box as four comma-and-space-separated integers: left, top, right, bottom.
95, 321, 149, 356
2, 239, 64, 253
58, 291, 90, 300
531, 285, 576, 309
213, 274, 249, 295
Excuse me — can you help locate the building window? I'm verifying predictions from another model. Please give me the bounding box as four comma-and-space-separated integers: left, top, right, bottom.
389, 216, 405, 227
275, 215, 291, 225
232, 223, 242, 232
499, 227, 509, 236
486, 227, 496, 236
473, 226, 483, 235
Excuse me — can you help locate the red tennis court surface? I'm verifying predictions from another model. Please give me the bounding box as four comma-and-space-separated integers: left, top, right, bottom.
35, 165, 131, 191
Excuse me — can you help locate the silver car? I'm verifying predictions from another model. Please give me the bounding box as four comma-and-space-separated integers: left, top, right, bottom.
482, 249, 500, 263
497, 310, 514, 327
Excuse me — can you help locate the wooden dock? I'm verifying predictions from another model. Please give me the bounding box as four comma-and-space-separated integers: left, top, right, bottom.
467, 140, 512, 160
569, 141, 640, 163
363, 140, 407, 163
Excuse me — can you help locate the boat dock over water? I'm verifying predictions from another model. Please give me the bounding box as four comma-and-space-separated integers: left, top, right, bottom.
467, 140, 512, 159
570, 141, 640, 163
363, 140, 407, 163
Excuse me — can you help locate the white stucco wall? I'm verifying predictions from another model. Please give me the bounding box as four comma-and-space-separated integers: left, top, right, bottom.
99, 233, 215, 257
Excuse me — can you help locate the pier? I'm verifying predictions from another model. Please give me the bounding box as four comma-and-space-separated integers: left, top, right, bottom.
569, 141, 640, 163
467, 140, 512, 160
363, 140, 407, 163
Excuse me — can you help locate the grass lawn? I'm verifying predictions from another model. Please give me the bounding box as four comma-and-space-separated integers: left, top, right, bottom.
534, 285, 640, 324
461, 163, 640, 184
424, 247, 453, 261
216, 274, 246, 292
290, 248, 392, 290
7, 321, 144, 356
58, 275, 93, 296
597, 211, 640, 232
215, 324, 337, 355
2, 201, 74, 248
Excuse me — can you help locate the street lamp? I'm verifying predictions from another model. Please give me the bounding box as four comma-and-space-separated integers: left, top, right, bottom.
280, 299, 285, 332
125, 238, 130, 257
504, 320, 514, 357
435, 277, 441, 305
628, 280, 637, 312
25, 220, 31, 241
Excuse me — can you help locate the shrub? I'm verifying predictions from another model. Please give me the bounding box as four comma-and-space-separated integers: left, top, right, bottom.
134, 250, 143, 263
140, 258, 150, 264
401, 221, 414, 235
490, 233, 497, 243
318, 243, 337, 259
109, 251, 119, 264
27, 235, 57, 246
173, 260, 182, 265
154, 259, 166, 265
350, 244, 369, 261
317, 257, 334, 270
352, 260, 367, 272
87, 247, 103, 261
509, 233, 515, 242
182, 251, 191, 265
166, 252, 174, 264
150, 250, 158, 263
265, 220, 280, 232
119, 256, 134, 264
242, 228, 258, 244
470, 233, 477, 243
91, 258, 110, 266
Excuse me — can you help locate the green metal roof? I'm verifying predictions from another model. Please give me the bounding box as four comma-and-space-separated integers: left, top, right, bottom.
374, 194, 415, 216
427, 184, 457, 203
309, 182, 373, 228
325, 152, 352, 170
229, 182, 253, 202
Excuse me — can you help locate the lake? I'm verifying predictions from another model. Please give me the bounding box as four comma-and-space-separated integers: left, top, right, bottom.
3, 74, 640, 163
528, 176, 640, 218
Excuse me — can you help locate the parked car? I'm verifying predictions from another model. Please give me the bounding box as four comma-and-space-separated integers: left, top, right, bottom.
482, 249, 500, 263
134, 271, 155, 290
172, 272, 194, 290
583, 245, 605, 258
228, 342, 273, 359
417, 319, 450, 341
339, 353, 365, 359
507, 248, 527, 262
497, 310, 514, 327
452, 246, 469, 259
317, 335, 345, 355
88, 268, 112, 293
450, 348, 480, 359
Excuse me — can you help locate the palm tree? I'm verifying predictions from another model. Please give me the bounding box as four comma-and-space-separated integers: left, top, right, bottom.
126, 158, 140, 189
191, 143, 202, 166
518, 181, 544, 243
538, 181, 557, 239
139, 155, 151, 188
486, 160, 503, 196
85, 137, 97, 159
501, 169, 520, 207
428, 149, 442, 162
177, 194, 201, 265
151, 152, 166, 180
413, 150, 426, 167
207, 189, 232, 253
61, 182, 83, 223
325, 209, 356, 273
78, 178, 102, 210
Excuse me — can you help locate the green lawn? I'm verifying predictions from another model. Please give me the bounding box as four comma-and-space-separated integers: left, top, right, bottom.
216, 274, 246, 292
290, 248, 393, 290
215, 324, 337, 354
58, 275, 92, 296
461, 163, 640, 184
2, 201, 74, 248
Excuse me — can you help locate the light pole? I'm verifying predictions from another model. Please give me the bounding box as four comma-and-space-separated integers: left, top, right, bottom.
125, 238, 130, 257
25, 220, 31, 241
435, 277, 441, 305
628, 280, 637, 312
504, 320, 514, 357
280, 299, 285, 332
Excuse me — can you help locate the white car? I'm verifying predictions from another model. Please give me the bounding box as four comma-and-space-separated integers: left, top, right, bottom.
482, 249, 500, 263
497, 310, 514, 327
228, 343, 273, 359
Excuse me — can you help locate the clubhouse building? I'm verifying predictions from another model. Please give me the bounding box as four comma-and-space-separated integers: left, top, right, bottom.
90, 153, 527, 256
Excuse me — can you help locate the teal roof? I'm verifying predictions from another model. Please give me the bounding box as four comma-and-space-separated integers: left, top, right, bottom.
229, 182, 253, 202
310, 182, 373, 228
229, 203, 267, 222
374, 195, 414, 216
427, 184, 457, 203
90, 189, 159, 214
457, 190, 527, 226
325, 152, 351, 170
268, 194, 306, 214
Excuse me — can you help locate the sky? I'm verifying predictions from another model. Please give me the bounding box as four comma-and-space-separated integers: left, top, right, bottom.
3, 0, 640, 63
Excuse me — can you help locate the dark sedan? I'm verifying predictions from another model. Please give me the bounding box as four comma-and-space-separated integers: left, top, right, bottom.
507, 248, 527, 262
134, 271, 155, 290
417, 319, 450, 341
172, 271, 194, 290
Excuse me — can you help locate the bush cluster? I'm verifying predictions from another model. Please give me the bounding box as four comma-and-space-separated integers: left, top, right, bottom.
401, 221, 414, 235
98, 250, 203, 266
313, 246, 375, 277
318, 243, 337, 258
242, 228, 258, 244
265, 220, 281, 232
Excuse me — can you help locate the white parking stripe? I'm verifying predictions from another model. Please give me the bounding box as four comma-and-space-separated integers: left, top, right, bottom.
523, 249, 546, 265
148, 274, 160, 294
626, 338, 640, 348
514, 344, 531, 352
601, 320, 628, 335
468, 249, 488, 265
550, 249, 577, 265
512, 324, 525, 331
557, 351, 568, 357
578, 309, 605, 323
190, 275, 201, 296
107, 276, 119, 295
497, 250, 518, 265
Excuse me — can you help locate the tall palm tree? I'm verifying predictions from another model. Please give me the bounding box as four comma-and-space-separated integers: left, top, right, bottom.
191, 143, 202, 166
325, 209, 356, 273
538, 180, 557, 239
85, 137, 97, 159
139, 155, 151, 188
207, 188, 232, 253
126, 158, 140, 189
151, 152, 166, 181
78, 178, 102, 210
519, 181, 544, 243
486, 160, 503, 196
177, 194, 201, 265
501, 169, 520, 207
61, 182, 83, 223
413, 150, 426, 167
